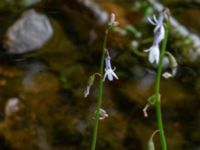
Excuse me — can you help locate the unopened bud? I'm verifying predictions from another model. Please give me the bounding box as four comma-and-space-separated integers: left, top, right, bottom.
110, 13, 115, 23
88, 74, 95, 86
84, 73, 101, 98
165, 51, 178, 69
163, 52, 178, 79
147, 130, 159, 150
108, 13, 118, 28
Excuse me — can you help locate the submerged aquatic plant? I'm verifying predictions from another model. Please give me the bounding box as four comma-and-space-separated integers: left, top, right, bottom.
143, 8, 177, 150
84, 13, 118, 150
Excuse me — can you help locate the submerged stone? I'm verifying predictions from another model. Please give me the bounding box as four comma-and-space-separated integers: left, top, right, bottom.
5, 9, 53, 54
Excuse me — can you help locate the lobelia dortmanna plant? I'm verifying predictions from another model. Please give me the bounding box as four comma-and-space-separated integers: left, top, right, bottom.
143, 8, 178, 150
84, 13, 119, 150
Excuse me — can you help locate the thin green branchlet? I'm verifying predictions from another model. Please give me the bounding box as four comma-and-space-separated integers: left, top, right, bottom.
84, 13, 119, 150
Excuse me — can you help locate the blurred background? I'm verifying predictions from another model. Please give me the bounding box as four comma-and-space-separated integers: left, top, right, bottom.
0, 0, 200, 150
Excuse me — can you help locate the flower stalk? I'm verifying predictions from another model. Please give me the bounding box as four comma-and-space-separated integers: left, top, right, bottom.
154, 12, 170, 150
91, 29, 108, 150
91, 13, 118, 150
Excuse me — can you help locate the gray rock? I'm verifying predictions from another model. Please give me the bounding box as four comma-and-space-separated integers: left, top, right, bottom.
5, 9, 53, 54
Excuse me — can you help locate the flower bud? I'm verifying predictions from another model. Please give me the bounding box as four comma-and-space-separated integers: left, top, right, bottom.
147, 130, 159, 150
84, 73, 101, 98
165, 51, 178, 69
108, 13, 118, 28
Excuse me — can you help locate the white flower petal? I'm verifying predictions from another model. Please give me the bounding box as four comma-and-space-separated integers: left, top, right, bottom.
149, 50, 155, 64
153, 15, 158, 23
103, 71, 108, 81
144, 48, 150, 52
103, 68, 118, 81
148, 17, 156, 25
162, 68, 177, 79
162, 72, 172, 79
108, 70, 114, 81
148, 45, 160, 64
111, 70, 119, 79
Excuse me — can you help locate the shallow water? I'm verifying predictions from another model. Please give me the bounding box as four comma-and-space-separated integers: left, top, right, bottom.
0, 0, 200, 150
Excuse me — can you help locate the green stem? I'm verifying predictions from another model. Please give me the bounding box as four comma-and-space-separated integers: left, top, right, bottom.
91, 29, 109, 150
155, 16, 170, 150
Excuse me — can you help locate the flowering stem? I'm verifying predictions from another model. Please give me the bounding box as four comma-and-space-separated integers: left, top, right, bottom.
91, 29, 109, 150
155, 16, 170, 150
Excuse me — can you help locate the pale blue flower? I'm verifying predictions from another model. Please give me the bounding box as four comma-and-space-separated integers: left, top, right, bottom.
145, 11, 165, 64
103, 52, 118, 81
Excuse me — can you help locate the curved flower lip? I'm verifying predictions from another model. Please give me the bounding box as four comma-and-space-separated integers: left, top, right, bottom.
145, 44, 160, 64
103, 67, 118, 81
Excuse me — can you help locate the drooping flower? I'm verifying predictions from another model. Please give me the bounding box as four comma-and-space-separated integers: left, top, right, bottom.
84, 73, 101, 98
162, 52, 178, 79
103, 51, 118, 81
145, 11, 166, 64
